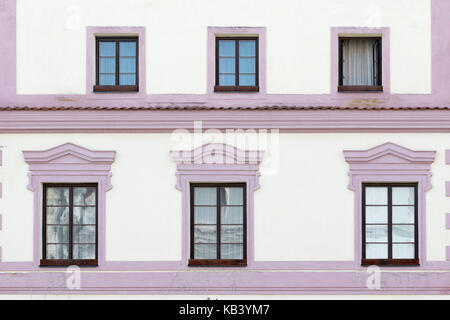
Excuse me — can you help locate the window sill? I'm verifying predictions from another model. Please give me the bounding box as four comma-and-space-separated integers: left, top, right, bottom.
214, 86, 259, 93
361, 259, 420, 267
338, 85, 383, 93
93, 85, 139, 93
40, 259, 98, 267
188, 259, 247, 267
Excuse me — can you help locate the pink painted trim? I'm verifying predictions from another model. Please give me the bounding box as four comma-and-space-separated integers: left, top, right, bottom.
23, 143, 116, 266
446, 213, 450, 229
0, 149, 2, 166
86, 26, 146, 99
207, 27, 267, 98
331, 27, 390, 97
446, 182, 450, 197
5, 110, 450, 133
344, 142, 436, 266
447, 247, 450, 261
171, 143, 264, 267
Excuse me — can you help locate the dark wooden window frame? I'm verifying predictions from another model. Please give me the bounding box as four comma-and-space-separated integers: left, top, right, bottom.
214, 37, 259, 93
40, 183, 98, 267
362, 183, 419, 267
338, 37, 383, 93
94, 37, 139, 93
189, 183, 247, 267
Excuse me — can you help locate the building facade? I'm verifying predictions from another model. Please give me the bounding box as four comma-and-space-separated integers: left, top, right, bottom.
0, 0, 450, 296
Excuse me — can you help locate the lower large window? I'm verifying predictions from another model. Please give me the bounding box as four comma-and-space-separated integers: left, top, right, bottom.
362, 183, 418, 266
189, 184, 247, 266
41, 184, 98, 266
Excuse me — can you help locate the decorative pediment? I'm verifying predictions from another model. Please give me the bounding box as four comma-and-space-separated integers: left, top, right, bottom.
23, 143, 116, 191
171, 143, 264, 191
23, 143, 116, 166
344, 143, 436, 191
171, 143, 264, 165
344, 142, 436, 165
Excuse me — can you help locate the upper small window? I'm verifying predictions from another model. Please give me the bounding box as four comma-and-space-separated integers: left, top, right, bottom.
339, 37, 382, 92
362, 184, 418, 266
215, 38, 259, 92
94, 37, 138, 92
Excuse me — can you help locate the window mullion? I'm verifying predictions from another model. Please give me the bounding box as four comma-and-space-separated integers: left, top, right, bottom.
388, 186, 393, 260
116, 40, 120, 86
217, 187, 221, 260
235, 40, 239, 86
69, 187, 74, 260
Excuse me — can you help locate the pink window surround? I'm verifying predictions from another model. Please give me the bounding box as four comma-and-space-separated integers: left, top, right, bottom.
23, 143, 116, 267
331, 27, 390, 97
207, 27, 267, 98
171, 143, 264, 267
344, 142, 436, 267
86, 26, 146, 100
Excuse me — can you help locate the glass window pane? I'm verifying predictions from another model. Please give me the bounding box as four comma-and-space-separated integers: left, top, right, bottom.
239, 40, 255, 57
120, 57, 136, 73
74, 187, 96, 206
46, 244, 69, 259
46, 207, 69, 225
366, 244, 388, 259
219, 74, 235, 86
365, 187, 388, 205
365, 225, 388, 243
194, 188, 216, 205
194, 207, 216, 225
219, 40, 235, 57
73, 226, 96, 243
221, 207, 244, 224
194, 244, 217, 259
392, 187, 415, 205
219, 57, 235, 73
239, 74, 256, 86
239, 57, 255, 73
221, 244, 243, 259
99, 41, 116, 57
392, 244, 415, 259
99, 57, 116, 73
393, 225, 415, 243
74, 207, 96, 225
99, 74, 116, 86
120, 41, 136, 57
47, 226, 69, 243
194, 226, 217, 244
365, 206, 387, 224
393, 206, 415, 224
221, 226, 244, 243
342, 38, 377, 86
220, 187, 243, 205
73, 244, 96, 260
119, 74, 136, 85
46, 188, 69, 206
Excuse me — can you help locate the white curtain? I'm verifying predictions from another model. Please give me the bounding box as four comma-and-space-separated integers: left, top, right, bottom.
342, 39, 378, 86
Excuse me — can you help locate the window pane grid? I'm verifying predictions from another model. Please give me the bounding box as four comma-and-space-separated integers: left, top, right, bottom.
192, 185, 246, 262
97, 38, 138, 86
363, 184, 417, 262
43, 185, 97, 261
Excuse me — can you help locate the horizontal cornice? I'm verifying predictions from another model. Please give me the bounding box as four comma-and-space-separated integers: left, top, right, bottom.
2, 109, 450, 132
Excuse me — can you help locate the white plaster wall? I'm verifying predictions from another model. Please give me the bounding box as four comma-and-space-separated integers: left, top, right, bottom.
0, 133, 448, 262
16, 0, 431, 95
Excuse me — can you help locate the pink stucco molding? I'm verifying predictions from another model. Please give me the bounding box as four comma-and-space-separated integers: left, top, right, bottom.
207, 27, 267, 98
344, 142, 436, 266
171, 143, 264, 267
330, 27, 390, 97
86, 26, 146, 99
23, 143, 116, 266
